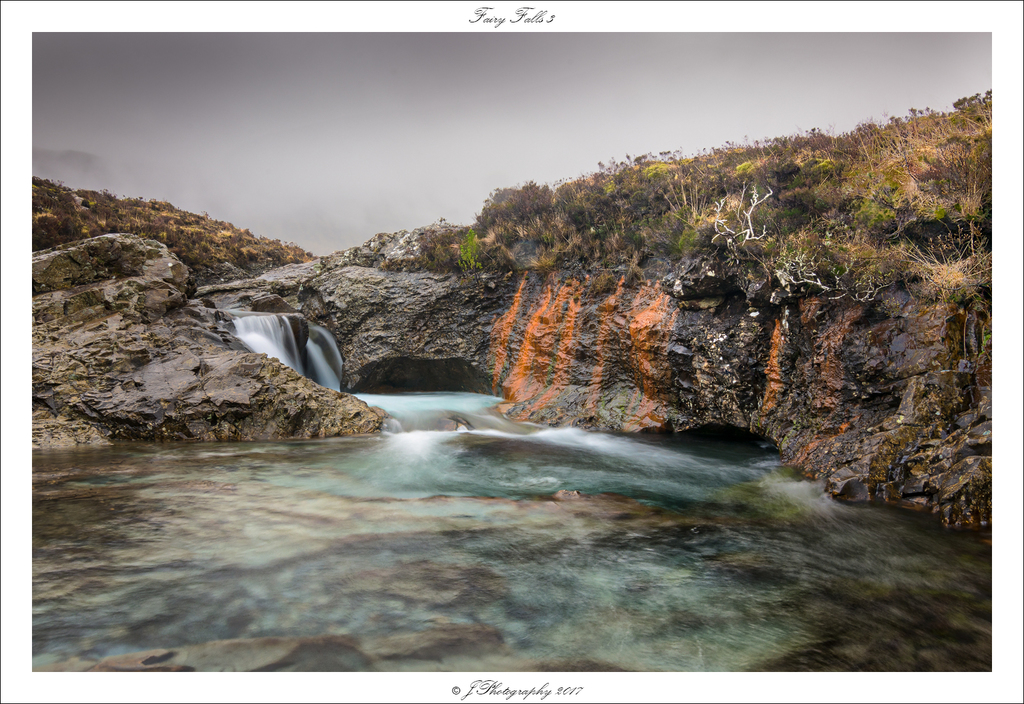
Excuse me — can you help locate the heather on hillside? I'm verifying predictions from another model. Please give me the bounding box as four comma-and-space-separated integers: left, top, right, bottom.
32, 178, 314, 283
422, 92, 992, 304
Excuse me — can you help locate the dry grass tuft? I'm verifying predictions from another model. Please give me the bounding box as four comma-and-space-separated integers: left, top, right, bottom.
899, 229, 991, 302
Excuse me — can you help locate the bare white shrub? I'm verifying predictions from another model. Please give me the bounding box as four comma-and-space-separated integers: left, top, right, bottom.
713, 185, 773, 245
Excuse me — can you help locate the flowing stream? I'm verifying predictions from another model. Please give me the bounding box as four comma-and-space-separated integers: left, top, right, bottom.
230, 311, 344, 391
32, 391, 991, 671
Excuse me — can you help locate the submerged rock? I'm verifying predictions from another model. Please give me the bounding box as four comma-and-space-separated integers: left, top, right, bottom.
367, 623, 506, 662
38, 625, 520, 672
32, 234, 385, 447
44, 636, 371, 672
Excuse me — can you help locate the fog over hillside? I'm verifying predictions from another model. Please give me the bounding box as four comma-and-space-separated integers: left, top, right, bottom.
33, 33, 992, 255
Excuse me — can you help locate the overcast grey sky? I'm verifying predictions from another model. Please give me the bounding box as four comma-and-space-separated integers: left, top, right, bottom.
32, 32, 991, 254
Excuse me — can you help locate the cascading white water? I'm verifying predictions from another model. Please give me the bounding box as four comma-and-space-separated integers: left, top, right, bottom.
231, 312, 343, 391
306, 324, 345, 391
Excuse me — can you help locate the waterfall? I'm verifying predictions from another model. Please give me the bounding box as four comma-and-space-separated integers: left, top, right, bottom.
231, 312, 344, 391
306, 324, 345, 391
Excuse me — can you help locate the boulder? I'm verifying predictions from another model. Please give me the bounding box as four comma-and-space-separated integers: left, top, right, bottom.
32, 234, 385, 448
32, 233, 194, 296
322, 227, 429, 271
195, 260, 320, 311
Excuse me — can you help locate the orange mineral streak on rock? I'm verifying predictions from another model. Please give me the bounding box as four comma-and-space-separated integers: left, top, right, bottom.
584, 277, 624, 410
530, 280, 583, 411
492, 276, 677, 430
761, 318, 785, 413
814, 306, 863, 411
791, 419, 855, 468
622, 390, 667, 433
627, 283, 674, 399
620, 282, 677, 432
501, 280, 561, 404
490, 277, 527, 394
799, 296, 822, 327
791, 434, 828, 468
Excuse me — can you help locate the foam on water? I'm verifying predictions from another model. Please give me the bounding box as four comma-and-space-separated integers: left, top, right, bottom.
470, 425, 686, 466
381, 429, 453, 457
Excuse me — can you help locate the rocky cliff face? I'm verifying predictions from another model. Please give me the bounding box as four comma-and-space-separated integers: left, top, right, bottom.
263, 233, 989, 527
32, 234, 386, 447
52, 230, 991, 526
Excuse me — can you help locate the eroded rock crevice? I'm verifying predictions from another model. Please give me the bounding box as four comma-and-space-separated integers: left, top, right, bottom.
350, 357, 490, 394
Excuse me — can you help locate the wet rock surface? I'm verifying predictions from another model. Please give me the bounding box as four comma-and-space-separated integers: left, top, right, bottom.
33, 231, 994, 526
32, 235, 385, 447
299, 262, 505, 393
275, 240, 992, 526
195, 260, 319, 311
